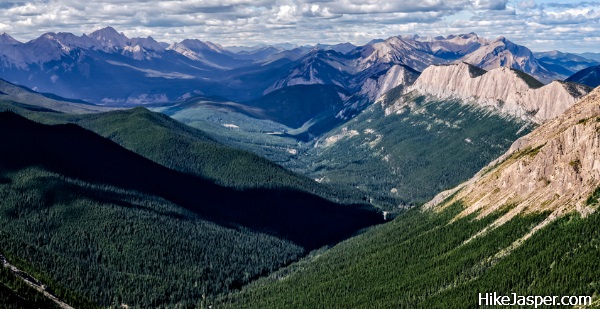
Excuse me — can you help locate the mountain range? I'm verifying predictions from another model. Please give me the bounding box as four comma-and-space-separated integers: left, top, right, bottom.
1, 26, 599, 308
408, 62, 591, 123
0, 40, 592, 209
0, 28, 597, 108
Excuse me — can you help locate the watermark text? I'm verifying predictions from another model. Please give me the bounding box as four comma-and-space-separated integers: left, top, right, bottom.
479, 292, 592, 308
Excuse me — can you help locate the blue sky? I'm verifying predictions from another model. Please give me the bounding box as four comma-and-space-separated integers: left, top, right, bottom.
0, 0, 598, 52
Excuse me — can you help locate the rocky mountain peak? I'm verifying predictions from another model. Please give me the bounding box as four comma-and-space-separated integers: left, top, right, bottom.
0, 33, 21, 45
358, 64, 419, 101
459, 36, 557, 83
89, 26, 129, 50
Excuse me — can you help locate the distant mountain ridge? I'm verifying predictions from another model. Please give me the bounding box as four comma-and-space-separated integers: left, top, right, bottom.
0, 27, 595, 107
534, 50, 599, 79
0, 78, 115, 114
459, 36, 556, 83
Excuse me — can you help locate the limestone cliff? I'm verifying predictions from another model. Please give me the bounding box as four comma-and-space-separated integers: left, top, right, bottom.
408, 63, 590, 123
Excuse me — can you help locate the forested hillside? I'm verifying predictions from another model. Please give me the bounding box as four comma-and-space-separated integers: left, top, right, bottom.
222, 203, 599, 308
0, 111, 383, 307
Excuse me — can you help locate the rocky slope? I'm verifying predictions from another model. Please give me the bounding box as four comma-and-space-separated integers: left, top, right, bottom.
357, 64, 419, 101
426, 86, 600, 227
407, 62, 590, 123
353, 36, 444, 72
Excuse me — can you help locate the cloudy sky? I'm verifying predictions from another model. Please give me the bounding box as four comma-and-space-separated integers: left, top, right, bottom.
0, 0, 598, 52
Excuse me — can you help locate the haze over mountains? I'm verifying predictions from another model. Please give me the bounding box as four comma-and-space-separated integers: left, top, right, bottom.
0, 27, 595, 210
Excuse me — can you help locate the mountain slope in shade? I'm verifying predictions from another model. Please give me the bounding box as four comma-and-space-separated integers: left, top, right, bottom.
0, 78, 117, 114
263, 49, 353, 94
534, 50, 599, 78
246, 84, 348, 128
408, 62, 590, 123
460, 37, 558, 83
0, 111, 383, 250
427, 87, 600, 225
566, 65, 600, 88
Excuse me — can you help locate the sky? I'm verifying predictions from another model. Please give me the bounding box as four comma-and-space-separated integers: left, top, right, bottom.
0, 0, 598, 52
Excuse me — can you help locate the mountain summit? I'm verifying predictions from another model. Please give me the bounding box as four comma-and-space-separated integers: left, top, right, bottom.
88, 26, 129, 50
460, 36, 557, 83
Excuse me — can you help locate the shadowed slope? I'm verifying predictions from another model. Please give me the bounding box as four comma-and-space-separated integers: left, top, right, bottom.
0, 111, 383, 250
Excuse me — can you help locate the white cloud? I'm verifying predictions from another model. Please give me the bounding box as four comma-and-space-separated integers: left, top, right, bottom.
0, 0, 597, 52
471, 0, 508, 10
